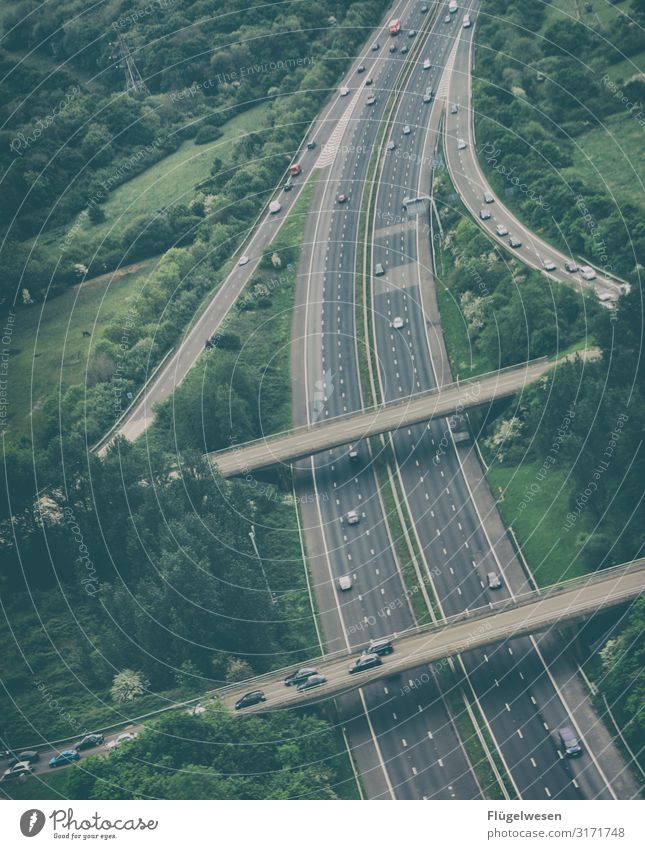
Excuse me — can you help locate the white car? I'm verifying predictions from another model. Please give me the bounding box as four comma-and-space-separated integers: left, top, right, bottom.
1, 762, 33, 782
479, 209, 491, 220
392, 316, 404, 329
451, 103, 459, 114
238, 255, 250, 266
269, 200, 281, 214
580, 265, 597, 281
366, 95, 377, 105
338, 575, 353, 591
106, 732, 138, 750
495, 223, 508, 236
340, 86, 350, 96
484, 192, 494, 203
457, 139, 467, 150
402, 125, 411, 135
542, 260, 557, 272
423, 58, 431, 70
346, 510, 360, 525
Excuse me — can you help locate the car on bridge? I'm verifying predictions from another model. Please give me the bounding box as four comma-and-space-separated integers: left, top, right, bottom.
235, 690, 266, 710
364, 638, 394, 656
49, 750, 80, 768
350, 653, 383, 674
297, 674, 327, 692
1, 762, 33, 782
74, 734, 104, 751
284, 667, 319, 687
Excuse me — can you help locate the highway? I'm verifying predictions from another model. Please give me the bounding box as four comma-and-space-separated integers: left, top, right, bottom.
290, 0, 486, 800
442, 12, 628, 304
366, 1, 632, 801
210, 357, 562, 477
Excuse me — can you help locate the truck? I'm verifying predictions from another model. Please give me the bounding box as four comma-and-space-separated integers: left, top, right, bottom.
289, 163, 302, 176
389, 18, 401, 35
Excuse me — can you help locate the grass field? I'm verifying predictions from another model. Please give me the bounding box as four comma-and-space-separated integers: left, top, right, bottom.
4, 259, 155, 432
486, 461, 592, 587
1, 769, 71, 801
563, 112, 645, 210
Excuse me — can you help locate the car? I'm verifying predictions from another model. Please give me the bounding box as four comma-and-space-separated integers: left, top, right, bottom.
337, 193, 348, 204
357, 64, 366, 73
375, 262, 385, 276
106, 732, 138, 750
386, 140, 397, 151
495, 223, 508, 236
365, 77, 373, 86
340, 86, 350, 96
444, 14, 452, 23
234, 690, 266, 710
580, 265, 597, 281
564, 261, 578, 273
422, 92, 432, 103
484, 192, 495, 203
509, 236, 522, 248
366, 95, 377, 105
306, 140, 316, 150
297, 674, 327, 692
457, 139, 467, 150
350, 653, 383, 674
283, 181, 293, 192
479, 209, 491, 220
408, 29, 416, 37
389, 44, 397, 53
348, 445, 358, 460
1, 762, 33, 782
451, 103, 459, 114
421, 4, 429, 11
558, 726, 583, 757
392, 316, 404, 329
346, 509, 360, 525
363, 638, 394, 656
49, 749, 80, 768
6, 750, 39, 767
487, 571, 502, 590
402, 124, 411, 135
284, 667, 318, 687
338, 575, 353, 591
372, 42, 380, 51
423, 58, 431, 70
74, 734, 104, 751
543, 260, 557, 271
238, 255, 250, 266
269, 200, 281, 214
400, 45, 408, 54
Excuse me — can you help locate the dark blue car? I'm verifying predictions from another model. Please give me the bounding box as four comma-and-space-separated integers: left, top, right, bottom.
49, 749, 80, 768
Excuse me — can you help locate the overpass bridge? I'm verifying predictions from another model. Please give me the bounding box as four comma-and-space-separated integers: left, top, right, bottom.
209, 358, 553, 478
216, 558, 645, 713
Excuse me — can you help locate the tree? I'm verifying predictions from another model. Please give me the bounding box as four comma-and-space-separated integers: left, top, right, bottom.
111, 670, 149, 703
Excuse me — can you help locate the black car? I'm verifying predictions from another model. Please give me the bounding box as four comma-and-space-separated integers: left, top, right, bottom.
306, 141, 316, 150
297, 674, 327, 692
349, 653, 383, 674
363, 638, 394, 656
6, 750, 39, 767
234, 690, 267, 710
357, 65, 366, 73
284, 667, 318, 687
74, 734, 104, 751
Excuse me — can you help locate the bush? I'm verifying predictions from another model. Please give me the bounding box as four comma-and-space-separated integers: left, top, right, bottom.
194, 125, 223, 145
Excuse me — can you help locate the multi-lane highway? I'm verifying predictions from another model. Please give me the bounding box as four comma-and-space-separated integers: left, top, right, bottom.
291, 0, 490, 800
